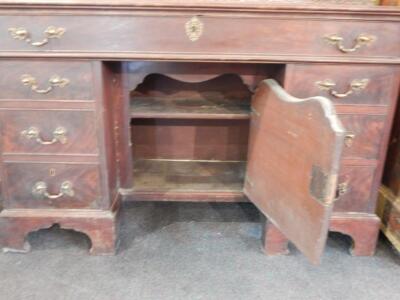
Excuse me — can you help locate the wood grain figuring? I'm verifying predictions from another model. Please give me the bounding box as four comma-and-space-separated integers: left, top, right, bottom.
0, 15, 398, 61
0, 110, 98, 155
285, 64, 399, 106
3, 162, 102, 209
339, 114, 385, 160
0, 60, 94, 100
363, 64, 400, 233
244, 79, 345, 264
131, 119, 249, 161
333, 165, 377, 213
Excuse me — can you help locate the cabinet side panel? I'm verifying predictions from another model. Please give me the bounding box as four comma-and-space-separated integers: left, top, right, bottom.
93, 61, 119, 208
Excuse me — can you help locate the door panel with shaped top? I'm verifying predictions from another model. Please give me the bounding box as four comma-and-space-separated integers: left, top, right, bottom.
244, 79, 345, 264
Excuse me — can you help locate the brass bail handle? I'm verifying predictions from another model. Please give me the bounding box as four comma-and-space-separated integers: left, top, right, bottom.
324, 34, 376, 53
21, 74, 69, 94
8, 26, 65, 47
316, 79, 369, 99
344, 133, 356, 148
32, 181, 74, 200
335, 181, 350, 201
21, 126, 68, 145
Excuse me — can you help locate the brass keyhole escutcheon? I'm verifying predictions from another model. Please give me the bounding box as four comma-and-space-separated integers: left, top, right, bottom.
49, 168, 56, 177
185, 16, 203, 42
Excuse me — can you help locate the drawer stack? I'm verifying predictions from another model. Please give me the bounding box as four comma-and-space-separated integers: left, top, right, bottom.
0, 60, 100, 209
284, 64, 400, 214
0, 60, 119, 254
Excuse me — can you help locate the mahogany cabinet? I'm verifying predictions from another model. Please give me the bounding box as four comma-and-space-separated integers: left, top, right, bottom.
0, 0, 399, 264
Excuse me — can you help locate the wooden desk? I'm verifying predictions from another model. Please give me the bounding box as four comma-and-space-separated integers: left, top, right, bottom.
0, 0, 399, 264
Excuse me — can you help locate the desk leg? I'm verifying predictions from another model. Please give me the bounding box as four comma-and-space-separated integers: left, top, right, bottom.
261, 213, 380, 257
0, 207, 119, 256
330, 213, 380, 256
261, 217, 289, 256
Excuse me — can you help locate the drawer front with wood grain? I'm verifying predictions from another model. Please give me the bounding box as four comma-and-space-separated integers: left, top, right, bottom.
3, 162, 102, 209
0, 15, 398, 60
0, 61, 94, 100
285, 64, 400, 106
339, 114, 386, 160
0, 110, 98, 155
334, 165, 377, 213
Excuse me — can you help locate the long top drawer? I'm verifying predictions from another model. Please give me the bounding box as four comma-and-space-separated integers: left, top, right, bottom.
0, 13, 399, 62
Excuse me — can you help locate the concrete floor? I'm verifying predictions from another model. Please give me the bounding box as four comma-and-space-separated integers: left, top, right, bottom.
1, 202, 399, 300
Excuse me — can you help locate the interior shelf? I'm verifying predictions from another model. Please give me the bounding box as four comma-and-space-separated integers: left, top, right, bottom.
130, 97, 251, 119
132, 159, 246, 193
126, 71, 253, 202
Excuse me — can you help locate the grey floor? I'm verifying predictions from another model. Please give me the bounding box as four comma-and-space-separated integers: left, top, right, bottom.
1, 202, 400, 300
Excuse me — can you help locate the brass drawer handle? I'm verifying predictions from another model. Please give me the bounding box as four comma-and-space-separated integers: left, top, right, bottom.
21, 126, 68, 145
335, 181, 350, 200
32, 181, 74, 200
8, 26, 65, 47
324, 34, 376, 53
21, 74, 69, 94
316, 79, 369, 99
344, 133, 356, 148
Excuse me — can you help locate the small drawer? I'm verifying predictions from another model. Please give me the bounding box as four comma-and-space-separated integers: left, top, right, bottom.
0, 110, 98, 155
338, 114, 385, 160
334, 165, 376, 213
3, 162, 101, 209
0, 61, 94, 100
285, 64, 399, 105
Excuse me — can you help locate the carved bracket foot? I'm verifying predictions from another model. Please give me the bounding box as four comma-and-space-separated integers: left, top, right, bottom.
261, 213, 381, 258
330, 213, 380, 257
0, 208, 119, 255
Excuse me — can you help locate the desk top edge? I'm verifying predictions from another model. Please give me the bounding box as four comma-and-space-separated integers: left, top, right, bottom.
0, 0, 399, 15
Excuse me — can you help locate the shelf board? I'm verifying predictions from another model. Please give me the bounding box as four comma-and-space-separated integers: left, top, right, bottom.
130, 159, 246, 197
130, 97, 251, 120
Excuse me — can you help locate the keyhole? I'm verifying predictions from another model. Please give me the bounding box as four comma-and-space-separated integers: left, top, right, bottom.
49, 168, 56, 177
